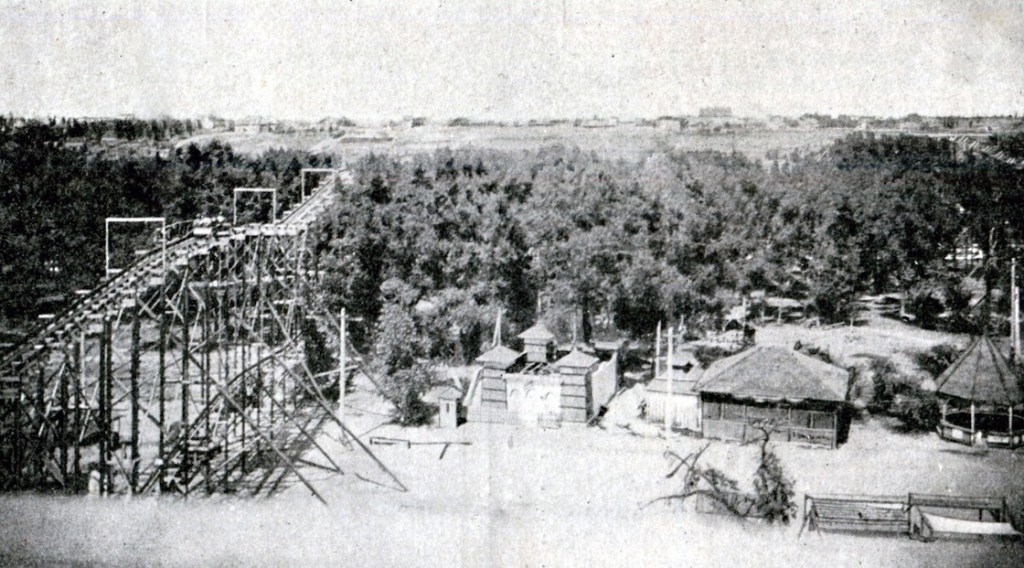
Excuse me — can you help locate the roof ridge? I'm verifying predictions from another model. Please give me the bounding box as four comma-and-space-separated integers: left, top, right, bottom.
936, 336, 979, 390
786, 348, 847, 399
983, 335, 1020, 404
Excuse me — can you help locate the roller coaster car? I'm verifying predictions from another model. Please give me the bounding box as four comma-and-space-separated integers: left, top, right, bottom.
192, 216, 228, 237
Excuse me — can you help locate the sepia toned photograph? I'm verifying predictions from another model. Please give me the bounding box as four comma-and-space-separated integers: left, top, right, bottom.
0, 1, 1023, 566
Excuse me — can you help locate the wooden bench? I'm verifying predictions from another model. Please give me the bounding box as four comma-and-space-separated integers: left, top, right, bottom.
908, 493, 1021, 542
801, 494, 908, 537
908, 493, 1007, 521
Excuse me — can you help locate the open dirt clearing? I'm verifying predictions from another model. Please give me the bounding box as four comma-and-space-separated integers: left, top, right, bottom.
1, 319, 1020, 567
1, 418, 1021, 567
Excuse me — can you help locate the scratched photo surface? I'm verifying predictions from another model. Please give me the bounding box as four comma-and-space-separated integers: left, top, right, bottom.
1, 1, 1023, 567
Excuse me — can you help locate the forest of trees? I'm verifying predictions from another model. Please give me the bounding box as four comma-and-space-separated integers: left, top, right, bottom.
2, 117, 1024, 366
317, 133, 1024, 362
0, 117, 333, 320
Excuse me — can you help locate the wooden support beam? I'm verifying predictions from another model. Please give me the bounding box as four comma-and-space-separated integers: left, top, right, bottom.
180, 294, 190, 498
98, 318, 110, 494
158, 311, 167, 493
214, 382, 327, 506
202, 286, 212, 495
129, 306, 141, 493
34, 365, 44, 483
73, 331, 83, 488
251, 379, 345, 475
265, 350, 407, 492
58, 359, 68, 489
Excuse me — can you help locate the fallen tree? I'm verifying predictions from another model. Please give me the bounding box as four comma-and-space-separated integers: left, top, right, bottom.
647, 420, 797, 524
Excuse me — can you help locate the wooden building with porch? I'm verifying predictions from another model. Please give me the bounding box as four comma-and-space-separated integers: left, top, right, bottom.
698, 346, 850, 448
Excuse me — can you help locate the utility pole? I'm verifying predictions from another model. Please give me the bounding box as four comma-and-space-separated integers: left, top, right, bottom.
1014, 259, 1021, 361
338, 309, 347, 430
655, 320, 662, 381
665, 326, 674, 433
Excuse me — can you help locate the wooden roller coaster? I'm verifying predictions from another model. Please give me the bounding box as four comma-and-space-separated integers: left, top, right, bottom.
0, 168, 405, 504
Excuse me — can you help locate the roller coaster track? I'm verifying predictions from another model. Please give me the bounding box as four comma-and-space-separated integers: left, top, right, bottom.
0, 169, 405, 502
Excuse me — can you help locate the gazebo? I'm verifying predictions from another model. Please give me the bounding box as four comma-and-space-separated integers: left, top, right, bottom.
935, 336, 1024, 448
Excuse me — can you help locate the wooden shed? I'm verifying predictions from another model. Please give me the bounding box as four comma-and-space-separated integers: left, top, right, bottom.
437, 386, 462, 429
646, 347, 703, 432
698, 346, 850, 448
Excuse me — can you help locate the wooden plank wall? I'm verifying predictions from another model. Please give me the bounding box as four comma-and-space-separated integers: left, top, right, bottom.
560, 371, 589, 422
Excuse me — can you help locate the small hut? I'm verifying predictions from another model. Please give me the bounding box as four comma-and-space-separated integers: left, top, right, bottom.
698, 346, 850, 448
437, 386, 462, 429
935, 336, 1024, 448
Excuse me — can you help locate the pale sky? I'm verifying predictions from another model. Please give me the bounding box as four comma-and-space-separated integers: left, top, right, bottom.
1, 0, 1022, 120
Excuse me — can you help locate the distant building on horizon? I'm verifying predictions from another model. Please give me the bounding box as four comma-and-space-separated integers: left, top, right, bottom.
699, 106, 733, 118
655, 117, 684, 131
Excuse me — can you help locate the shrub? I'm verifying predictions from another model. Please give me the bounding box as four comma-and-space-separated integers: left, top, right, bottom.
907, 291, 944, 329
868, 357, 906, 412
913, 343, 961, 378
372, 302, 436, 426
867, 356, 941, 431
890, 388, 941, 431
383, 363, 436, 426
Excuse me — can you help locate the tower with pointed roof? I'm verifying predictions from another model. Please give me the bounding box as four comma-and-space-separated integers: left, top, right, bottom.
519, 322, 555, 363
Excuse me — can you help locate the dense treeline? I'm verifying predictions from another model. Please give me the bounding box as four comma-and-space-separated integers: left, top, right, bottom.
2, 116, 1023, 356
0, 115, 200, 144
0, 119, 334, 320
319, 133, 1024, 361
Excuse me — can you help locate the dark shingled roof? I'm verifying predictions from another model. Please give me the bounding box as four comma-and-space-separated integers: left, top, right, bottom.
518, 323, 555, 342
935, 336, 1022, 406
698, 346, 848, 403
475, 345, 521, 369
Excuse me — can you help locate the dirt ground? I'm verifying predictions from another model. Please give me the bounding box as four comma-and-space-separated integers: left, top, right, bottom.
754, 312, 968, 378
1, 319, 1022, 567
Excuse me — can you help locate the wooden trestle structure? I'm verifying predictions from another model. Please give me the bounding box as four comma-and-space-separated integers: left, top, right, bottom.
0, 170, 405, 502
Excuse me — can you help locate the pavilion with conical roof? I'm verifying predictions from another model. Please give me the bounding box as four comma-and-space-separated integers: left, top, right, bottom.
935, 336, 1023, 448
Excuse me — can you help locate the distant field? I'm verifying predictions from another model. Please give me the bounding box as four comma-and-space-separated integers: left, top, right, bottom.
178, 125, 854, 162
